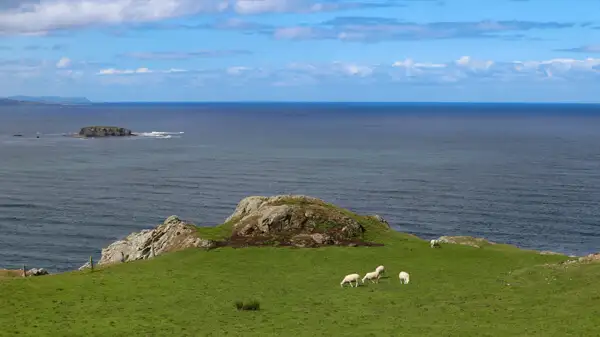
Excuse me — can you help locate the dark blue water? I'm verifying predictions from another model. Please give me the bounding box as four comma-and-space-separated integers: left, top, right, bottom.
1, 103, 599, 272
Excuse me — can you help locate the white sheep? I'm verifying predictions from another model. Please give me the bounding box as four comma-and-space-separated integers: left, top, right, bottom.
340, 273, 360, 288
430, 239, 441, 248
362, 270, 381, 284
399, 271, 410, 284
375, 265, 385, 275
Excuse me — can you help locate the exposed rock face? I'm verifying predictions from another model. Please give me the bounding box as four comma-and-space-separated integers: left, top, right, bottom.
27, 268, 49, 276
78, 262, 92, 271
437, 236, 496, 248
224, 195, 385, 247
78, 126, 133, 138
540, 251, 565, 256
95, 215, 215, 266
571, 253, 600, 264
80, 195, 389, 271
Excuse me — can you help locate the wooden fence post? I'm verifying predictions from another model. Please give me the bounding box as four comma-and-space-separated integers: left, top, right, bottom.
22, 264, 26, 278
89, 256, 94, 272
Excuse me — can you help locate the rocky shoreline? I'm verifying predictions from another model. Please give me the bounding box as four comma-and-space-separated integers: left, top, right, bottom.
4, 194, 597, 278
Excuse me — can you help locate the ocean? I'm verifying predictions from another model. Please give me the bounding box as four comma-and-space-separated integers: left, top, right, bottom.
1, 102, 599, 272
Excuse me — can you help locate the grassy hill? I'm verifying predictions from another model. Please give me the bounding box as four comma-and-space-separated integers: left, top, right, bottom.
1, 198, 598, 336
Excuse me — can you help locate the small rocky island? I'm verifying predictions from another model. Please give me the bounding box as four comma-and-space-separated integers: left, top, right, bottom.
76, 126, 134, 138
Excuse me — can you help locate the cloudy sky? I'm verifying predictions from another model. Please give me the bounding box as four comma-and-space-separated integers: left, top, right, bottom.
0, 0, 598, 102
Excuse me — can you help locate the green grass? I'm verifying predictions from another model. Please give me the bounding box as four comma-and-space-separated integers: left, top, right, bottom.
1, 230, 597, 336
195, 216, 238, 241
1, 200, 597, 336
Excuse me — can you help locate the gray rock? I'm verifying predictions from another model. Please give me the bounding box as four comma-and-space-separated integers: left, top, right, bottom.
27, 268, 49, 276
540, 251, 565, 256
579, 253, 600, 263
78, 262, 92, 271
97, 215, 215, 266
310, 233, 333, 245
228, 195, 366, 247
77, 126, 134, 138
437, 236, 496, 248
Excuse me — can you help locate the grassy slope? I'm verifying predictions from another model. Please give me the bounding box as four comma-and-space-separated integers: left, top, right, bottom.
1, 201, 599, 336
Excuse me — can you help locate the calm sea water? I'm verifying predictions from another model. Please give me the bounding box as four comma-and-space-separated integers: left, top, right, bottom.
1, 103, 599, 272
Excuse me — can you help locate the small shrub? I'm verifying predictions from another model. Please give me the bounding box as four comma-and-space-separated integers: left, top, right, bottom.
235, 300, 260, 311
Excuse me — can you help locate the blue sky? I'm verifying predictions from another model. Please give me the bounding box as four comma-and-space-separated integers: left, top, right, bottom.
0, 0, 599, 102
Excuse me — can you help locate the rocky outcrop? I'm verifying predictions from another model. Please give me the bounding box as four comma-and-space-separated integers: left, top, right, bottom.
79, 262, 92, 271
437, 236, 496, 248
93, 215, 215, 267
80, 196, 389, 270
27, 268, 49, 276
579, 253, 600, 263
77, 126, 134, 138
539, 251, 566, 256
224, 195, 386, 247
562, 253, 600, 265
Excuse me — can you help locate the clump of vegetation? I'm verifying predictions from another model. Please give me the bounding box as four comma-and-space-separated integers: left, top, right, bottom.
235, 300, 261, 311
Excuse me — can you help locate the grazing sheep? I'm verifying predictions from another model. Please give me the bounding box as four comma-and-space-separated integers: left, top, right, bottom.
362, 270, 381, 284
399, 271, 410, 284
340, 273, 361, 288
375, 265, 385, 275
430, 239, 441, 248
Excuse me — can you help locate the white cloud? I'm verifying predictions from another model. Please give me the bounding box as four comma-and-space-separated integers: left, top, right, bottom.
455, 56, 494, 70
0, 0, 364, 34
392, 59, 447, 69
4, 55, 600, 89
234, 0, 298, 14
97, 67, 188, 75
233, 0, 341, 14
335, 62, 373, 77
226, 66, 251, 75
93, 56, 600, 86
514, 58, 600, 71
56, 57, 71, 68
57, 69, 83, 79
0, 0, 228, 34
283, 56, 600, 85
274, 27, 317, 40
98, 68, 150, 75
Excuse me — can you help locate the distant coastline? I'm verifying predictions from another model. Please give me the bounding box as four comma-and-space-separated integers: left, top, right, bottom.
0, 96, 92, 106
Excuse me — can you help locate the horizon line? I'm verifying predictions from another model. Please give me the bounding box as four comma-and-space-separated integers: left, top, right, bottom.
92, 101, 600, 105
